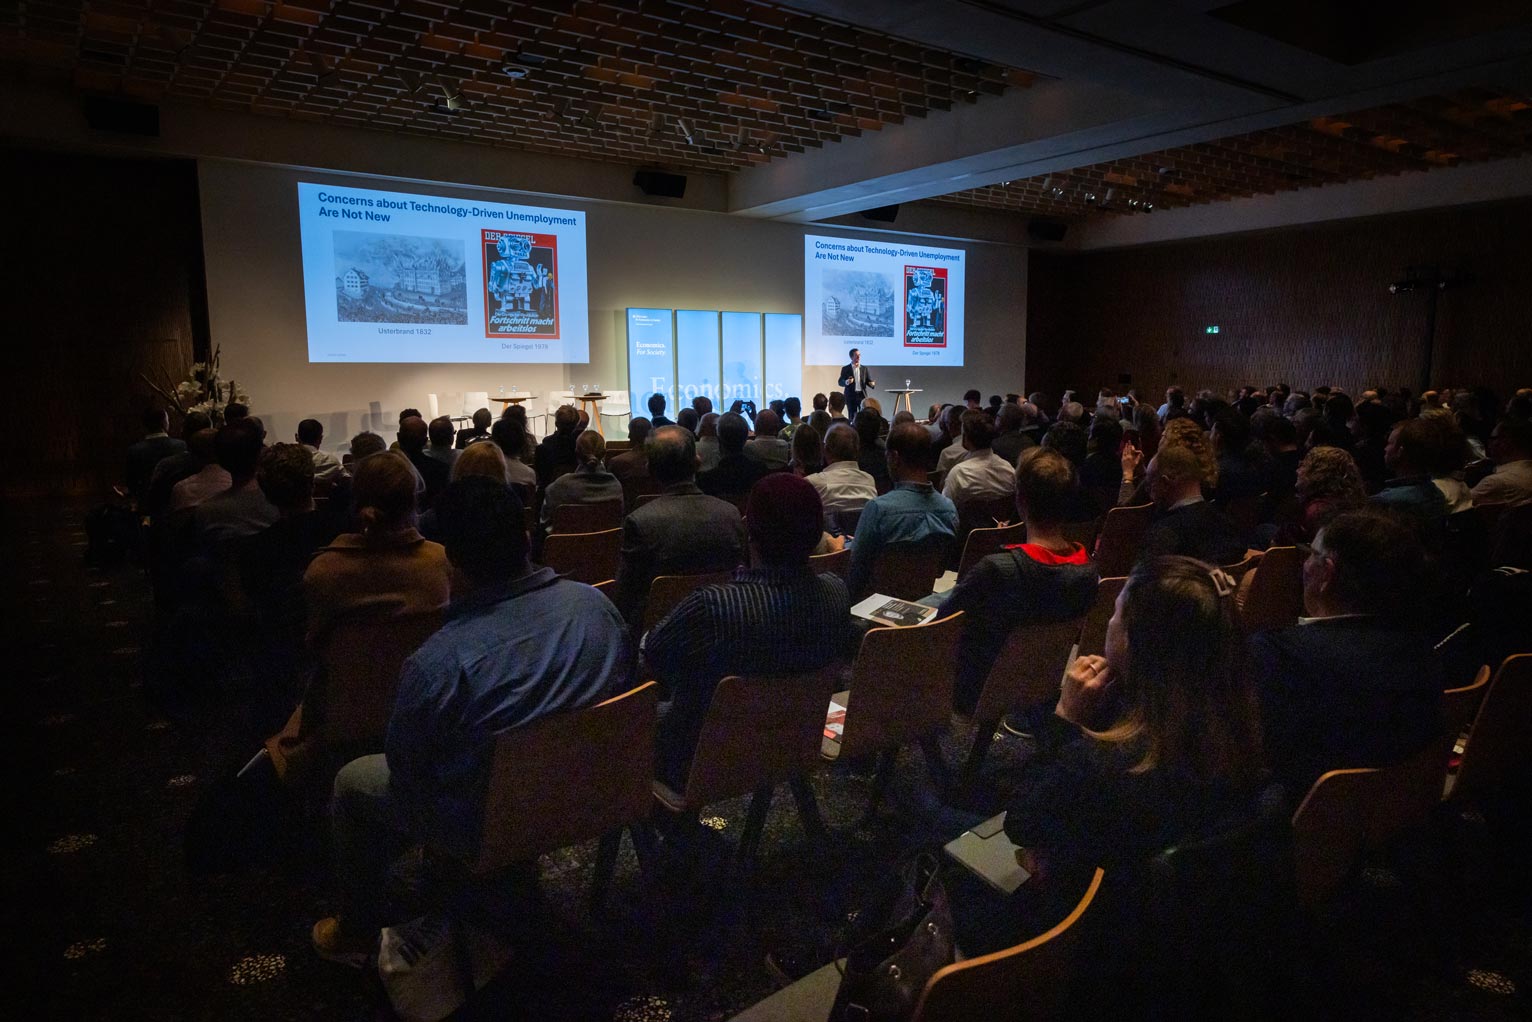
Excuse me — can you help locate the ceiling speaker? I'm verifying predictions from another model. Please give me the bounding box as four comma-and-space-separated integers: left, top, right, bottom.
1027, 218, 1068, 243
633, 170, 687, 198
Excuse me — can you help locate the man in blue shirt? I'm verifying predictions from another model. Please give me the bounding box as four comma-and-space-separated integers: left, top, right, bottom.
1371, 418, 1449, 523
847, 421, 958, 597
312, 477, 630, 961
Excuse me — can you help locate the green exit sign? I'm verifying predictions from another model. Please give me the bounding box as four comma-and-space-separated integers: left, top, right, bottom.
1204, 325, 1220, 334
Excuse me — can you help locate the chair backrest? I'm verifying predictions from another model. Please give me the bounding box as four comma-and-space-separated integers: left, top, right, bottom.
809, 546, 850, 579
1217, 493, 1267, 536
1291, 737, 1450, 908
316, 609, 443, 747
470, 682, 658, 874
601, 389, 631, 415
620, 474, 662, 512
832, 508, 863, 538
643, 571, 733, 632
971, 616, 1086, 725
956, 494, 1016, 534
838, 613, 964, 762
680, 664, 844, 807
865, 538, 948, 601
1093, 503, 1154, 577
1442, 664, 1491, 741
1451, 654, 1532, 805
1237, 545, 1305, 634
541, 528, 622, 585
1075, 577, 1128, 658
464, 391, 489, 415
550, 499, 624, 535
958, 521, 1028, 580
591, 579, 615, 595
1059, 517, 1101, 555
911, 868, 1105, 1022
547, 390, 576, 415
1220, 550, 1263, 581
633, 491, 663, 509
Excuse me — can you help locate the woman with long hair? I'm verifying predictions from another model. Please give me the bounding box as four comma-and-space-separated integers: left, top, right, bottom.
789, 422, 823, 477
948, 556, 1266, 959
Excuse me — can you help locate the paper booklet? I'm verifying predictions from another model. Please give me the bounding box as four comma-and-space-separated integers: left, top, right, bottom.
851, 594, 938, 628
824, 698, 847, 742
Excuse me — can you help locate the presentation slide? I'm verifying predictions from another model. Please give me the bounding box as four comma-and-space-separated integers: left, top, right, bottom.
297, 181, 590, 364
803, 234, 965, 368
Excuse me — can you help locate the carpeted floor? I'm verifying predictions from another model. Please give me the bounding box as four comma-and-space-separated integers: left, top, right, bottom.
7, 498, 1530, 1021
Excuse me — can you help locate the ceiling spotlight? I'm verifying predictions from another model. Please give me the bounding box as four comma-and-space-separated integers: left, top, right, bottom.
1040, 175, 1052, 191
646, 112, 665, 139
307, 52, 338, 85
1084, 192, 1097, 203
1143, 201, 1154, 212
443, 90, 466, 112
501, 63, 530, 79
1126, 198, 1140, 208
579, 105, 602, 129
676, 118, 695, 145
513, 50, 548, 66
399, 69, 430, 94
1101, 187, 1115, 205
1000, 180, 1012, 186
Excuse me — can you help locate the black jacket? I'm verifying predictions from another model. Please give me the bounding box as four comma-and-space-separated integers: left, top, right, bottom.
697, 452, 769, 502
1252, 617, 1445, 797
534, 430, 580, 488
1140, 500, 1248, 567
613, 482, 746, 627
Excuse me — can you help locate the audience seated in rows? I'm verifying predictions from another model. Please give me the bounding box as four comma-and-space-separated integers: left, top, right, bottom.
615, 425, 746, 628
397, 416, 449, 509
144, 410, 211, 518
643, 472, 856, 790
195, 418, 280, 547
313, 477, 630, 961
647, 392, 674, 428
490, 417, 537, 488
171, 427, 232, 513
846, 423, 957, 599
695, 413, 722, 472
789, 423, 823, 477
608, 417, 652, 486
939, 447, 1099, 711
1472, 415, 1532, 507
1372, 417, 1449, 523
808, 423, 877, 515
422, 416, 459, 472
853, 409, 892, 493
1252, 509, 1445, 796
296, 418, 343, 483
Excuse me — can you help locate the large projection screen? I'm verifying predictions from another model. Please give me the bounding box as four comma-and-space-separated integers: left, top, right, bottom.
803, 234, 965, 368
298, 181, 590, 364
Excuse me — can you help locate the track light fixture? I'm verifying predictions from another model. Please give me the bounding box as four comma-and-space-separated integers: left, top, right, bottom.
675, 117, 695, 145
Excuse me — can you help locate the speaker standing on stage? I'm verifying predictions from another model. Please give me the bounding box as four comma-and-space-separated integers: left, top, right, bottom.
839, 348, 875, 419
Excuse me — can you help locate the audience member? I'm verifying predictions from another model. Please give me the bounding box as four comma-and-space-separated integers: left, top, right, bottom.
1470, 416, 1532, 507
1041, 420, 1087, 468
698, 412, 769, 503
992, 402, 1037, 467
1211, 407, 1267, 501
789, 423, 824, 477
943, 410, 1016, 507
934, 405, 969, 475
643, 473, 854, 789
677, 407, 700, 436
808, 423, 877, 515
490, 417, 537, 488
422, 417, 459, 472
1261, 414, 1301, 500
296, 418, 343, 482
963, 389, 983, 410
127, 407, 186, 505
827, 391, 849, 421
538, 430, 622, 547
744, 409, 791, 470
853, 409, 892, 493
1079, 415, 1125, 514
224, 402, 250, 423
194, 419, 280, 544
779, 396, 804, 440
1419, 411, 1474, 513
616, 425, 747, 627
145, 410, 212, 517
696, 412, 723, 472
807, 409, 833, 441
454, 407, 493, 449
300, 451, 448, 646
648, 392, 674, 428
419, 442, 515, 542
691, 395, 714, 418
1253, 510, 1445, 795
608, 417, 653, 487
394, 416, 448, 509
534, 405, 581, 487
1371, 418, 1449, 522
1156, 386, 1186, 423
1139, 446, 1248, 565
313, 477, 629, 959
938, 448, 1099, 711
847, 423, 957, 598
962, 556, 1264, 955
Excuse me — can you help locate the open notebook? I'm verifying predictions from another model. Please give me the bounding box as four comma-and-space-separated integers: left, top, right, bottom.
850, 594, 937, 628
944, 812, 1031, 895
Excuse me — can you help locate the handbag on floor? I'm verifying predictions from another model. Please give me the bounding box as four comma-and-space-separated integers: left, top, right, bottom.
829, 852, 955, 1022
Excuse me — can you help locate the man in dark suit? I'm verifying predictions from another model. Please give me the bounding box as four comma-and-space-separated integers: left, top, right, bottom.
126, 407, 187, 506
1252, 510, 1445, 797
397, 416, 450, 508
1139, 445, 1248, 566
839, 347, 875, 420
534, 404, 581, 488
615, 425, 746, 628
698, 412, 769, 504
454, 407, 493, 449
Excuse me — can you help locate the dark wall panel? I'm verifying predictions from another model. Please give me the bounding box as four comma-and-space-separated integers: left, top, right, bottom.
1026, 198, 1532, 402
3, 149, 207, 499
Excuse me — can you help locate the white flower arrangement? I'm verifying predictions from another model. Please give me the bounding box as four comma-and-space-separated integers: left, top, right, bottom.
142, 345, 251, 426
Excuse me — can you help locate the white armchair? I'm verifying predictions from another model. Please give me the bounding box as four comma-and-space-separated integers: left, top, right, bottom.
599, 389, 631, 435
462, 391, 489, 426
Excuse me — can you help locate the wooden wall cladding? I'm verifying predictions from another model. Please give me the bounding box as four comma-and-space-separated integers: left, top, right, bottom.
1025, 198, 1532, 401
3, 149, 206, 499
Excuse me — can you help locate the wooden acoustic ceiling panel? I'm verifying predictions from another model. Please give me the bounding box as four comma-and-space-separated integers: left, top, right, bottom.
0, 0, 1038, 172
932, 88, 1532, 220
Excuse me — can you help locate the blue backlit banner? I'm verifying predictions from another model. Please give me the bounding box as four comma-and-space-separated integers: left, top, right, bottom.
675, 310, 721, 409
625, 308, 673, 420
763, 313, 803, 406
721, 312, 763, 407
